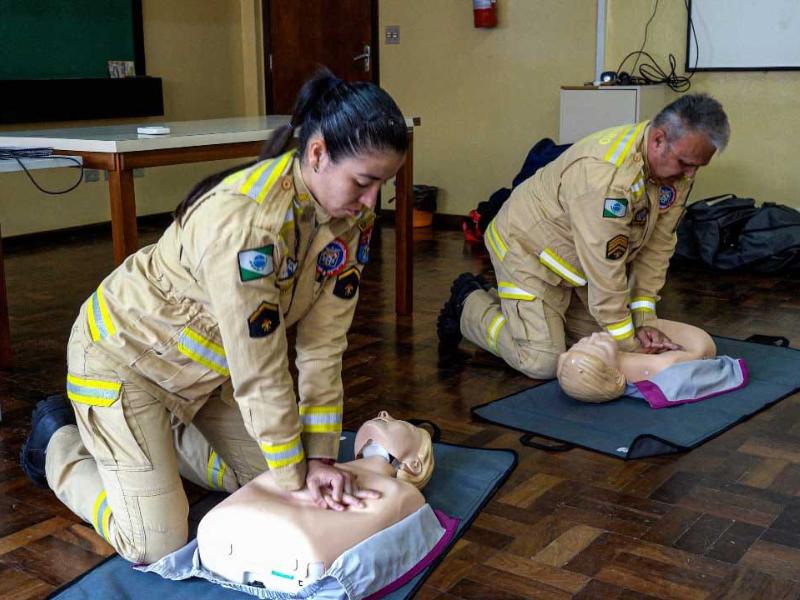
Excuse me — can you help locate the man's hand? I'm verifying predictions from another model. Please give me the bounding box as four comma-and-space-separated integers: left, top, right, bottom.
634, 326, 683, 354
305, 459, 381, 511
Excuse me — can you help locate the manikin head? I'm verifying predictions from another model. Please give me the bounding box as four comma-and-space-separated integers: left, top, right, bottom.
646, 93, 729, 185
354, 411, 434, 489
557, 332, 626, 403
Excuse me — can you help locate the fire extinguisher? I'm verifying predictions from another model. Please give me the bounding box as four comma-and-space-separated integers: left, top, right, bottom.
473, 0, 497, 28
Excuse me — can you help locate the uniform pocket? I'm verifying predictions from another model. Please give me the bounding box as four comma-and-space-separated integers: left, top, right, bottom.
68, 375, 154, 472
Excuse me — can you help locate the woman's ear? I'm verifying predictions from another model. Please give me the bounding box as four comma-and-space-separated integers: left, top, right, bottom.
306, 136, 327, 171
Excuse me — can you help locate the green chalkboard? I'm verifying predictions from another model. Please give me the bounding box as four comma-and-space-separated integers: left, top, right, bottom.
0, 0, 138, 80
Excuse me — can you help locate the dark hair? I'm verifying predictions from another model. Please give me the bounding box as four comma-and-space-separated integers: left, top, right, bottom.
652, 93, 730, 151
174, 68, 408, 224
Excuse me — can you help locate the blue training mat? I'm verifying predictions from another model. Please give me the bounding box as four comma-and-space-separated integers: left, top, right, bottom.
48, 431, 517, 600
472, 336, 800, 459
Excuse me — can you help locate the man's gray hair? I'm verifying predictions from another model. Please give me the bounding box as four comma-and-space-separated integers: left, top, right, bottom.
652, 93, 730, 151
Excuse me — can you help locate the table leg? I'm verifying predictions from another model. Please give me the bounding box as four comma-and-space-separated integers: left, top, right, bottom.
0, 224, 11, 370
395, 130, 414, 316
108, 166, 139, 265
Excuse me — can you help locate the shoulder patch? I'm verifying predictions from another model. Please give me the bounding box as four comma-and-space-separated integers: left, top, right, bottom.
658, 185, 677, 210
238, 245, 274, 282
317, 238, 349, 277
333, 267, 360, 300
606, 234, 629, 260
248, 302, 280, 337
603, 198, 628, 219
357, 223, 373, 264
633, 207, 649, 225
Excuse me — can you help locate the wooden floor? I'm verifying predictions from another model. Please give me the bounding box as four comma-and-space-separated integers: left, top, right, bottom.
2, 220, 800, 599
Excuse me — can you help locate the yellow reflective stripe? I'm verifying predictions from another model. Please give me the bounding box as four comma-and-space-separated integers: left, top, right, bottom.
497, 281, 536, 301
87, 286, 116, 342
177, 328, 229, 377
629, 296, 656, 313
538, 249, 587, 286
299, 405, 342, 434
87, 297, 100, 342
92, 490, 112, 542
603, 125, 633, 163
606, 315, 635, 340
96, 287, 116, 338
612, 122, 646, 167
485, 220, 507, 260
255, 153, 292, 204
239, 160, 273, 197
66, 374, 121, 407
260, 437, 305, 470
486, 314, 507, 353
630, 174, 645, 199
206, 451, 227, 490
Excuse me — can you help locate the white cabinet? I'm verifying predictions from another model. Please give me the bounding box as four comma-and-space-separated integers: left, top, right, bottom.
559, 85, 676, 144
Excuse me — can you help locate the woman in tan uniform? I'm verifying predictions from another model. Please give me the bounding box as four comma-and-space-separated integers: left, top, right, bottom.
20, 69, 408, 564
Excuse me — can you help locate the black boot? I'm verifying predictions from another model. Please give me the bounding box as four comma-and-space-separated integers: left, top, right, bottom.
20, 394, 76, 488
437, 273, 484, 346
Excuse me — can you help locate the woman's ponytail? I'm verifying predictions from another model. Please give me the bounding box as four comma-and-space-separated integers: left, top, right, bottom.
174, 67, 406, 225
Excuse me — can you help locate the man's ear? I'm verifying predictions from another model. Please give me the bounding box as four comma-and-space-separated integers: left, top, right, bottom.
402, 458, 422, 475
651, 126, 668, 149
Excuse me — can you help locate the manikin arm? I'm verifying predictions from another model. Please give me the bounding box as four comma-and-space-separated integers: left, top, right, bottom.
618, 319, 716, 382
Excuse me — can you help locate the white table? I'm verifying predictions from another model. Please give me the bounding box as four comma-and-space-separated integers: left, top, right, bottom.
0, 116, 418, 318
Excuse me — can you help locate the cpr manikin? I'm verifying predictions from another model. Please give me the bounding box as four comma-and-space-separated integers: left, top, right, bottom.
195, 412, 437, 593
557, 319, 723, 403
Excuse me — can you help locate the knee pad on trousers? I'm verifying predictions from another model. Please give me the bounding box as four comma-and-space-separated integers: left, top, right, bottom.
516, 347, 560, 380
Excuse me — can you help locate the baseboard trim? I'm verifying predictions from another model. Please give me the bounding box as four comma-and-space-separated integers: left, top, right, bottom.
3, 212, 174, 253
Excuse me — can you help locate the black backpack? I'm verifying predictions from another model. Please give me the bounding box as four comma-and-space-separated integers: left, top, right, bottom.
676, 194, 800, 273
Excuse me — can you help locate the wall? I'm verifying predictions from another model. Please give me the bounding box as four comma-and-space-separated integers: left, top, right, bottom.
379, 0, 597, 217
0, 0, 253, 237
606, 0, 800, 205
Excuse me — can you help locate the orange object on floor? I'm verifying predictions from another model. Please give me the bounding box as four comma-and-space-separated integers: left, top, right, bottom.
413, 208, 433, 228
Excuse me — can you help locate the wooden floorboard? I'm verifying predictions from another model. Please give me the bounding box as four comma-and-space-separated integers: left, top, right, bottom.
2, 221, 800, 598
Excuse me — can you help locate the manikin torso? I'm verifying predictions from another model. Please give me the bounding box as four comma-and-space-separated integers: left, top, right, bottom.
197, 414, 431, 589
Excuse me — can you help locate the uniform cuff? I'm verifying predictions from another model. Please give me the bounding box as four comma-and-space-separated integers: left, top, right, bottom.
629, 296, 658, 328
270, 460, 307, 491
303, 431, 341, 461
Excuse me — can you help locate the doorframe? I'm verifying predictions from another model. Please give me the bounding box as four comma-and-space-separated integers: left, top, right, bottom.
261, 0, 380, 114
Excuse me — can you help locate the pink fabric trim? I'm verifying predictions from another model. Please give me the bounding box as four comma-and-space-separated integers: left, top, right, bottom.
364, 510, 460, 600
635, 358, 750, 409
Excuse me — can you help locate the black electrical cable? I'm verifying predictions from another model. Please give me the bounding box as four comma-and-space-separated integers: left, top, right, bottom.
613, 0, 699, 93
0, 148, 84, 195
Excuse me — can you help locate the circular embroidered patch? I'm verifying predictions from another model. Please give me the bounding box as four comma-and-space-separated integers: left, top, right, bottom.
658, 185, 676, 210
317, 238, 349, 277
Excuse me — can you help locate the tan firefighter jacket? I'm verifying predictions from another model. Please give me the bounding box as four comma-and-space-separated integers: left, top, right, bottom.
71, 152, 374, 490
485, 122, 691, 351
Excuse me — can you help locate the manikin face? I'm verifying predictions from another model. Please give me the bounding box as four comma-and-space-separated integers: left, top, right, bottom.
303, 136, 405, 219
354, 411, 425, 467
558, 331, 619, 372
646, 127, 716, 185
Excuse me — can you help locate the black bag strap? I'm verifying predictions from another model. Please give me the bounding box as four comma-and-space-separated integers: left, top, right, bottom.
519, 433, 574, 452
746, 334, 790, 348
407, 419, 442, 443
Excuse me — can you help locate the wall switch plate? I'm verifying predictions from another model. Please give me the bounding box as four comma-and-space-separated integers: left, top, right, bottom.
385, 25, 399, 44
84, 169, 100, 183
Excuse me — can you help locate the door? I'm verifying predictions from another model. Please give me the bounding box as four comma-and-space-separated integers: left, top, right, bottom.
264, 0, 378, 114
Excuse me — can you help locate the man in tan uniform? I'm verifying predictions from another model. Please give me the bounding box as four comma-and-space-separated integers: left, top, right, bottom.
438, 94, 729, 379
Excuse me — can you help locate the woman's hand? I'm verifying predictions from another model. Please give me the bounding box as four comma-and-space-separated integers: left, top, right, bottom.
634, 326, 683, 354
305, 459, 381, 511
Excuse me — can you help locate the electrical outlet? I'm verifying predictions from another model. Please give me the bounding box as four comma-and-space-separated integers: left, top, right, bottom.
84, 169, 100, 183
385, 25, 399, 44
